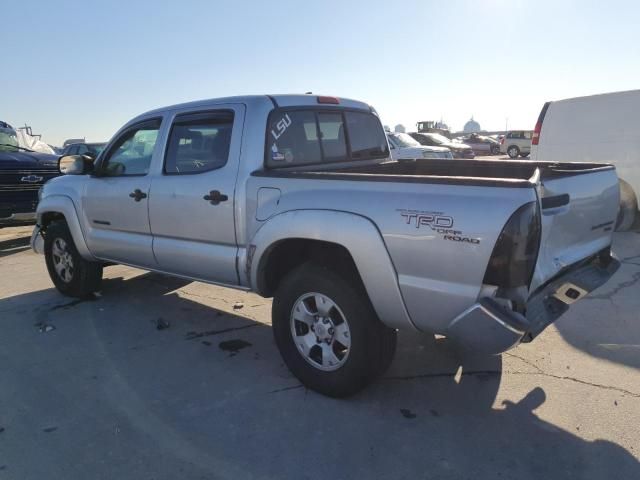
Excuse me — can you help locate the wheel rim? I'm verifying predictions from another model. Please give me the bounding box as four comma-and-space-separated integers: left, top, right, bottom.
290, 292, 351, 371
509, 147, 517, 157
51, 237, 74, 283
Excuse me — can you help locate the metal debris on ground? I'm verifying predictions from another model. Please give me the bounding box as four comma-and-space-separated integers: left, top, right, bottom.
232, 301, 244, 310
35, 322, 56, 333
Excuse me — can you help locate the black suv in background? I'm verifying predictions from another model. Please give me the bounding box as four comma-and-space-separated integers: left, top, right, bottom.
0, 141, 60, 226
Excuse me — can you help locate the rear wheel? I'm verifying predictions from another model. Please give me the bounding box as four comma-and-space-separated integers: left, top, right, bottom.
272, 262, 397, 397
44, 220, 103, 297
519, 152, 529, 158
507, 146, 520, 158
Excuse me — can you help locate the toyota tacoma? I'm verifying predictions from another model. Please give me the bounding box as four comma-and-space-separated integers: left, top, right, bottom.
32, 94, 620, 397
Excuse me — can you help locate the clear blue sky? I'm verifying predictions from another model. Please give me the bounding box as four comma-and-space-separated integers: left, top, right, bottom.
2, 0, 639, 145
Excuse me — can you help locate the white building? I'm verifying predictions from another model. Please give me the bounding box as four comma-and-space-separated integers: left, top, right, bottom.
463, 117, 481, 133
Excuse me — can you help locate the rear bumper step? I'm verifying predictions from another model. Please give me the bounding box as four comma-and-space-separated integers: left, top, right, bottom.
447, 251, 620, 354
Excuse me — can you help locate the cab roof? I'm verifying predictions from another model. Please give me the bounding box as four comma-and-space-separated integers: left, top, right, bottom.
138, 94, 372, 118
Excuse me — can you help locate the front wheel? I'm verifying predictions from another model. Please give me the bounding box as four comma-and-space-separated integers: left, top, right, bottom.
44, 220, 103, 297
272, 263, 397, 397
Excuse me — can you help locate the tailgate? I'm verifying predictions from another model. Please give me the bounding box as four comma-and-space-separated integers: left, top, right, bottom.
530, 165, 619, 292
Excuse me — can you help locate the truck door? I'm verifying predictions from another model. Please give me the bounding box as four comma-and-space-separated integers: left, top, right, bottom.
148, 105, 244, 285
81, 118, 162, 267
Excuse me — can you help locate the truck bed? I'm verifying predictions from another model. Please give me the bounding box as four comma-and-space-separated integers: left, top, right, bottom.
252, 159, 614, 188
249, 157, 619, 334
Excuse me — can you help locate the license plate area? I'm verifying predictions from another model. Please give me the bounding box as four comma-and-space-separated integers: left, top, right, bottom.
552, 282, 589, 305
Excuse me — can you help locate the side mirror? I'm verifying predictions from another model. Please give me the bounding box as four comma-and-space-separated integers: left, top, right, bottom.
58, 154, 94, 175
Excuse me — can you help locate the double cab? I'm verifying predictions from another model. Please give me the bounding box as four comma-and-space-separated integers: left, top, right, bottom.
32, 94, 620, 397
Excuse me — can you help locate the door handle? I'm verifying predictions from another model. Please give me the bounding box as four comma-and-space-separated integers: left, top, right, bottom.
203, 190, 228, 205
129, 189, 147, 202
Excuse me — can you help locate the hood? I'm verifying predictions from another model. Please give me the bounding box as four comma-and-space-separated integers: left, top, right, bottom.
0, 150, 59, 170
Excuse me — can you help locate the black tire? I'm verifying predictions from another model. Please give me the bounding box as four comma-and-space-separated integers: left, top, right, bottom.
519, 152, 529, 158
272, 262, 397, 398
616, 179, 638, 231
44, 220, 103, 297
507, 145, 520, 159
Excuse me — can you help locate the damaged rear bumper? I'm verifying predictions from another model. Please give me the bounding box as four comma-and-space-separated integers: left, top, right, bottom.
447, 251, 620, 354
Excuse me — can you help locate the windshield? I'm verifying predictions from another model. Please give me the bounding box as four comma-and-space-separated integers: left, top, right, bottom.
87, 144, 106, 155
0, 130, 19, 152
426, 133, 451, 145
388, 133, 421, 148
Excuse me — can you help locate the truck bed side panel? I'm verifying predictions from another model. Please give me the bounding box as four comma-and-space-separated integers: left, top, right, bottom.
246, 174, 536, 332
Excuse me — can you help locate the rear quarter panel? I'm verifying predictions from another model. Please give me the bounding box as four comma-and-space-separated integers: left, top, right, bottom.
246, 174, 536, 333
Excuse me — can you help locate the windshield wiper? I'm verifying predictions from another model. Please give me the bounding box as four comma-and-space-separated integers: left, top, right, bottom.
0, 144, 35, 152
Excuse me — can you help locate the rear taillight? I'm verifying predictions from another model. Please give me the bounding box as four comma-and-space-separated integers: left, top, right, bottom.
483, 201, 541, 289
532, 125, 541, 146
532, 101, 550, 146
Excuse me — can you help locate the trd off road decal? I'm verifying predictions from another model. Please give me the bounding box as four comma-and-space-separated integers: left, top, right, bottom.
398, 209, 480, 244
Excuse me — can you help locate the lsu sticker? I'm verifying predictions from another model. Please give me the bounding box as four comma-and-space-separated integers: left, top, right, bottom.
271, 113, 292, 140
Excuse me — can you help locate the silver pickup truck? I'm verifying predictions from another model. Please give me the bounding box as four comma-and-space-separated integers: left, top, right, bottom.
32, 94, 620, 397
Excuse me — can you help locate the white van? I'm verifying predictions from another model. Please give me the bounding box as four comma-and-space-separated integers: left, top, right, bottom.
530, 90, 640, 230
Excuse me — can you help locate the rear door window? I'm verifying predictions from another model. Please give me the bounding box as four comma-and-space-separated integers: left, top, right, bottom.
164, 111, 234, 174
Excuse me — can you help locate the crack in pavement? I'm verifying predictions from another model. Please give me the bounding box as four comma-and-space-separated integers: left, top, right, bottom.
184, 323, 259, 340
587, 272, 640, 300
384, 369, 640, 398
269, 384, 304, 394
503, 352, 545, 373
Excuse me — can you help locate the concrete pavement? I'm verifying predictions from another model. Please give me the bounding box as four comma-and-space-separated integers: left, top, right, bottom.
0, 225, 638, 479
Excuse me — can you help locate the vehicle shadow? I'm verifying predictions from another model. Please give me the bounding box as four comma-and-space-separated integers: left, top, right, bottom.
553, 232, 640, 369
0, 235, 31, 258
1, 270, 638, 479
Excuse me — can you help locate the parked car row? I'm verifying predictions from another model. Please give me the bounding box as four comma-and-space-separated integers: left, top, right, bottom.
386, 132, 453, 160
456, 133, 501, 155
409, 132, 475, 159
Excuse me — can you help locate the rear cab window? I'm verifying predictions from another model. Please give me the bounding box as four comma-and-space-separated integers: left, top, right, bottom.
266, 108, 388, 168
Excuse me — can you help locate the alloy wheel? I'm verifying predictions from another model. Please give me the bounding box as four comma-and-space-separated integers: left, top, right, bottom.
51, 237, 74, 283
290, 292, 351, 371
